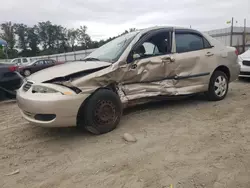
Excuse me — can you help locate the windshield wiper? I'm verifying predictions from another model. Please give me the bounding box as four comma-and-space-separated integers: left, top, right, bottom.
82, 57, 100, 61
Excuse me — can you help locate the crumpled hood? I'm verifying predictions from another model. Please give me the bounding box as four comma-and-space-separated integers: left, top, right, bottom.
27, 60, 111, 83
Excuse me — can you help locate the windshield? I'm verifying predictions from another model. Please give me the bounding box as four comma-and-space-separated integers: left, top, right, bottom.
85, 31, 138, 63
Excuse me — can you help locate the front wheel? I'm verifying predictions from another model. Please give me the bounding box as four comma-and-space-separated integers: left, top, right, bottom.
205, 71, 229, 101
78, 89, 122, 135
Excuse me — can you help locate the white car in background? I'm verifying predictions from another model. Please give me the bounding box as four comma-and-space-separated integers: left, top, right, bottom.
239, 49, 250, 77
0, 57, 32, 66
12, 58, 32, 66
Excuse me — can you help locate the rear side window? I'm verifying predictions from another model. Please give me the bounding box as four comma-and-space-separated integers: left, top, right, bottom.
203, 38, 211, 48
175, 33, 204, 53
23, 58, 28, 63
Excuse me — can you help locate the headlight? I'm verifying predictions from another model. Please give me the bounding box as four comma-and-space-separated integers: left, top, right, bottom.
32, 85, 59, 93
238, 56, 243, 62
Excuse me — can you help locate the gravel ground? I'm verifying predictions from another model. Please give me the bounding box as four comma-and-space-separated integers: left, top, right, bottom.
1, 80, 250, 188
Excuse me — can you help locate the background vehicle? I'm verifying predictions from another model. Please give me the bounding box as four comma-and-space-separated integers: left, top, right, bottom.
0, 57, 32, 66
0, 63, 23, 99
238, 49, 250, 77
18, 59, 61, 77
17, 26, 240, 134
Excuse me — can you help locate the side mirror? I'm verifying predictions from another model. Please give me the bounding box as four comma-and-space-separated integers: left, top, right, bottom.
133, 53, 141, 60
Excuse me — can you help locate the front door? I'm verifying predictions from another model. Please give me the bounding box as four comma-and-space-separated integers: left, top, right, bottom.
119, 29, 175, 100
33, 60, 45, 73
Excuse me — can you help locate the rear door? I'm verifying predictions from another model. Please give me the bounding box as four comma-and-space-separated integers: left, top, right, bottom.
171, 29, 215, 90
44, 60, 55, 68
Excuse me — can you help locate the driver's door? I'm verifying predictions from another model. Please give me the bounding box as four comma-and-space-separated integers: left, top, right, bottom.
33, 60, 44, 72
119, 29, 175, 100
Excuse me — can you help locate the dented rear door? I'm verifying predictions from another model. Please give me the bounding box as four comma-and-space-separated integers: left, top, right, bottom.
170, 30, 214, 92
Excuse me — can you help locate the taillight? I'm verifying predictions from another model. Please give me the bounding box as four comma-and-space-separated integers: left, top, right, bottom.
235, 49, 239, 56
8, 66, 17, 72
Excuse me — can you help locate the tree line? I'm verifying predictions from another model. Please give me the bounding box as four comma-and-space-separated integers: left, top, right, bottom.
0, 21, 136, 59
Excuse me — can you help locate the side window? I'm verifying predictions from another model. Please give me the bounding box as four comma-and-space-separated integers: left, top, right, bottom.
142, 42, 160, 55
175, 33, 204, 53
203, 38, 211, 48
17, 59, 22, 64
12, 59, 18, 64
47, 60, 53, 64
23, 58, 28, 63
35, 60, 43, 65
132, 31, 171, 60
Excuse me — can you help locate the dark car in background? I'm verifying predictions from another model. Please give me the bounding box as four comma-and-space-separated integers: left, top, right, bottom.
18, 59, 64, 77
18, 59, 55, 77
0, 63, 23, 99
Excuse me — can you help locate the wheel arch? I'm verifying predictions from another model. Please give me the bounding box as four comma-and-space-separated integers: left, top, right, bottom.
76, 83, 120, 127
213, 65, 230, 80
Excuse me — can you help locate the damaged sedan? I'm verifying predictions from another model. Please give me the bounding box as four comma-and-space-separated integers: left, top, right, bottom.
17, 26, 240, 134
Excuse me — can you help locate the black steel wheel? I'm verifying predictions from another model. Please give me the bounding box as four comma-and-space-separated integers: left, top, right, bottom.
77, 89, 122, 135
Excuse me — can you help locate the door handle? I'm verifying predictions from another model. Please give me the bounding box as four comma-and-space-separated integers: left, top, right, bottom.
206, 52, 214, 56
131, 64, 137, 69
162, 56, 175, 62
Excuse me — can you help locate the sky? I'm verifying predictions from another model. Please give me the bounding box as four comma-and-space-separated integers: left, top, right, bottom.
1, 0, 250, 41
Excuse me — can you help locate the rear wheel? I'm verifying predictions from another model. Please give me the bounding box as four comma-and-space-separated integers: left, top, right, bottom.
206, 71, 229, 101
78, 89, 122, 134
23, 69, 31, 77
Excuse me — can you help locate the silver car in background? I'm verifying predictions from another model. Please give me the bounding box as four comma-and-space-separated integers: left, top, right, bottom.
238, 49, 250, 77
17, 26, 240, 134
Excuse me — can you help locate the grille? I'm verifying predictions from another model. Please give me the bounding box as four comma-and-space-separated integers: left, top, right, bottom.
23, 81, 33, 92
242, 61, 250, 66
240, 71, 250, 76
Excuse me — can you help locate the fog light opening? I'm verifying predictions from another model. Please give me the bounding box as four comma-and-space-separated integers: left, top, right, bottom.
34, 114, 56, 121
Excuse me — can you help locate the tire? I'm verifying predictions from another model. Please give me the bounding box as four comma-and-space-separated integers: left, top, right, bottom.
205, 71, 229, 101
78, 89, 123, 135
23, 69, 31, 77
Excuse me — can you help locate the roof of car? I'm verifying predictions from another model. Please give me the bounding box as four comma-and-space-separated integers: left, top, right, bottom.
138, 26, 205, 37
139, 26, 198, 34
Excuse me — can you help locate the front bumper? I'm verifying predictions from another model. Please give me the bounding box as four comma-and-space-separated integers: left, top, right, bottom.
17, 83, 89, 127
239, 62, 250, 77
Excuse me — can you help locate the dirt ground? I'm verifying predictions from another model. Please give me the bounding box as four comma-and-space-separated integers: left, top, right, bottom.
1, 80, 250, 188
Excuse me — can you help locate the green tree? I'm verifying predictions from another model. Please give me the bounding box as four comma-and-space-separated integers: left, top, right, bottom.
0, 22, 15, 50
14, 23, 28, 51
27, 25, 40, 56
67, 28, 79, 51
54, 25, 69, 53
77, 26, 92, 49
38, 21, 69, 54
